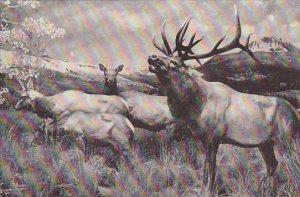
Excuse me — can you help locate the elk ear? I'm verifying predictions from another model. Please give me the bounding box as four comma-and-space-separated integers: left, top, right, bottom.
99, 64, 107, 72
116, 65, 124, 73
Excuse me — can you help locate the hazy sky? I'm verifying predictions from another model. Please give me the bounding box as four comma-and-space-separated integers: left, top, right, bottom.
14, 0, 300, 73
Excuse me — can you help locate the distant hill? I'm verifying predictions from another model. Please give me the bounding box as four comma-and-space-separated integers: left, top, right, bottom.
249, 36, 298, 53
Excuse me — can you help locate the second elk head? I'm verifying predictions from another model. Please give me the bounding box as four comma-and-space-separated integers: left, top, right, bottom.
99, 63, 124, 95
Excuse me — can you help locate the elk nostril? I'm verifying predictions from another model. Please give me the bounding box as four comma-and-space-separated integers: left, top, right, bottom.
149, 55, 157, 60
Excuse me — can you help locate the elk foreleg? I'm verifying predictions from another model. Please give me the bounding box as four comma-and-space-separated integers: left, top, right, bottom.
113, 141, 149, 194
112, 141, 135, 170
74, 134, 86, 160
203, 142, 219, 191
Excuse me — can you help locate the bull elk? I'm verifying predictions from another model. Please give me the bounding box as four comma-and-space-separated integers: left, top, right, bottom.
148, 6, 300, 191
98, 63, 124, 95
258, 90, 300, 109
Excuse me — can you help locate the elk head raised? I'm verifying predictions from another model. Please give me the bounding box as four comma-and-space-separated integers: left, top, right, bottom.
148, 7, 260, 78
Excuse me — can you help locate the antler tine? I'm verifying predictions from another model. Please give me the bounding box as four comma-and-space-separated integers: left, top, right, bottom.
182, 7, 261, 64
187, 34, 204, 66
161, 22, 173, 55
180, 17, 192, 43
245, 33, 253, 48
176, 18, 192, 56
152, 36, 168, 55
189, 31, 197, 47
191, 35, 204, 48
211, 35, 226, 52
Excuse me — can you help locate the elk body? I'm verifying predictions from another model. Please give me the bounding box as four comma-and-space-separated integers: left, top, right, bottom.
119, 90, 177, 131
15, 89, 130, 120
57, 111, 135, 167
120, 90, 190, 158
258, 90, 300, 109
99, 64, 124, 95
148, 7, 300, 190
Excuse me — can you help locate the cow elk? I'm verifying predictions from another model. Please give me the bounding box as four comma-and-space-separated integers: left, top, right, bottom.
148, 6, 300, 191
15, 79, 131, 142
120, 90, 191, 158
120, 90, 178, 131
15, 80, 130, 120
57, 111, 135, 166
56, 111, 146, 191
99, 63, 124, 95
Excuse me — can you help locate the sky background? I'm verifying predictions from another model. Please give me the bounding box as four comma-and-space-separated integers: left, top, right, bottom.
12, 0, 300, 73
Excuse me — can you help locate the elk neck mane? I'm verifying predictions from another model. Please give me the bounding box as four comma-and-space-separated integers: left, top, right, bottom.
104, 85, 119, 95
163, 66, 208, 121
33, 96, 56, 119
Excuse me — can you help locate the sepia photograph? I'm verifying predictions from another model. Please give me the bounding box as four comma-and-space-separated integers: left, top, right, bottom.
0, 0, 299, 196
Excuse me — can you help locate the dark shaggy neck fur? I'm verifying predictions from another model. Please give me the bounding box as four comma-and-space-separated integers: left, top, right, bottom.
33, 97, 56, 120
156, 67, 208, 123
104, 83, 119, 95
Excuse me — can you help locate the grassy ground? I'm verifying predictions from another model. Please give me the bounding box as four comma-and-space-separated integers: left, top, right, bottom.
0, 112, 299, 196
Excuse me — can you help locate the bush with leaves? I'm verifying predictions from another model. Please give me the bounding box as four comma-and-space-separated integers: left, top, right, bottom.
0, 0, 66, 82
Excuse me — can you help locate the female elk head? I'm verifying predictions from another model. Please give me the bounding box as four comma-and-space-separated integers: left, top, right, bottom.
99, 64, 124, 95
99, 64, 123, 87
15, 90, 43, 110
15, 78, 43, 111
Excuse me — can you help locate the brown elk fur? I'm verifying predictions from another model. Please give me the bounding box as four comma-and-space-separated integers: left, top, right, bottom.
149, 56, 300, 190
58, 112, 135, 165
148, 9, 300, 190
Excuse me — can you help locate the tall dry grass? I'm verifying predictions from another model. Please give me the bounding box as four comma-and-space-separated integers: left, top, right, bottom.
0, 117, 299, 196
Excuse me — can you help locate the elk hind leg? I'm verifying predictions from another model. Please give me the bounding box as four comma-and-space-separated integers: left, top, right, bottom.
74, 134, 86, 160
259, 142, 279, 194
258, 142, 278, 176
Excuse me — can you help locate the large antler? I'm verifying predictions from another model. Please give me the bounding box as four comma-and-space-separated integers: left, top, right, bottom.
176, 6, 261, 64
153, 22, 176, 56
175, 17, 204, 65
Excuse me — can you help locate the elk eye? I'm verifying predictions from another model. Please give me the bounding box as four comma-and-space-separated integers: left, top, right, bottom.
170, 60, 178, 66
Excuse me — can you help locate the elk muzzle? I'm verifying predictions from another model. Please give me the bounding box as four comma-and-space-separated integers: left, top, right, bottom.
15, 96, 32, 110
148, 55, 162, 73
